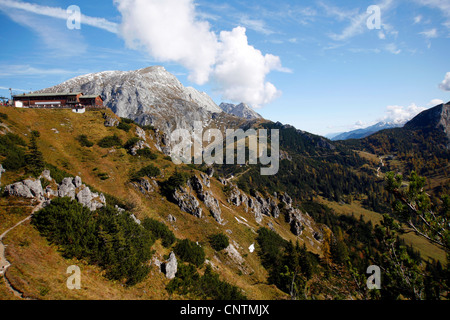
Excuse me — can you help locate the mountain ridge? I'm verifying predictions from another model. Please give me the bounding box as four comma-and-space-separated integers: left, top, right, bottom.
219, 102, 262, 120
331, 120, 405, 141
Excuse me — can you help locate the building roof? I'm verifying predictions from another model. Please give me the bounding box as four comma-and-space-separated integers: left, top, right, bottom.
80, 95, 102, 99
13, 92, 82, 98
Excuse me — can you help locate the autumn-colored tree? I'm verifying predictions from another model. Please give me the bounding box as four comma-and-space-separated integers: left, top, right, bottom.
322, 227, 333, 265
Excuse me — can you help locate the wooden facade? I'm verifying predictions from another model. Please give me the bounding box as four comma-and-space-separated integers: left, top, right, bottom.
79, 95, 104, 107
13, 92, 104, 108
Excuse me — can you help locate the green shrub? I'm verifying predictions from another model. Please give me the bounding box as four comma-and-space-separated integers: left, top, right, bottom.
166, 264, 246, 300
97, 172, 109, 180
2, 149, 25, 171
140, 125, 155, 131
174, 239, 205, 267
0, 133, 26, 171
98, 135, 122, 148
131, 164, 161, 181
256, 227, 319, 296
76, 135, 94, 147
160, 171, 190, 199
117, 122, 132, 132
209, 233, 229, 251
120, 117, 135, 124
32, 198, 154, 286
136, 148, 157, 160
142, 218, 176, 248
124, 137, 140, 151
0, 112, 8, 120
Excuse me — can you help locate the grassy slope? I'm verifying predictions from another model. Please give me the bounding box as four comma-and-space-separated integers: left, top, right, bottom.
0, 106, 293, 300
318, 198, 447, 263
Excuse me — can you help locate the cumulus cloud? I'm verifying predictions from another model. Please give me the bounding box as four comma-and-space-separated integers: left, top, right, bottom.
213, 27, 285, 108
115, 0, 217, 85
114, 0, 287, 108
382, 103, 427, 124
439, 72, 450, 91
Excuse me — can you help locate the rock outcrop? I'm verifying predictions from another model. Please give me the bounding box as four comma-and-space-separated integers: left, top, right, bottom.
5, 179, 44, 199
190, 175, 223, 224
132, 178, 157, 195
164, 252, 177, 280
130, 140, 151, 156
173, 187, 202, 218
4, 180, 39, 199
5, 173, 106, 212
39, 169, 52, 182
226, 184, 281, 224
103, 114, 119, 127
58, 177, 77, 200
76, 186, 105, 211
135, 126, 146, 141
278, 192, 305, 236
0, 164, 4, 185
201, 191, 223, 224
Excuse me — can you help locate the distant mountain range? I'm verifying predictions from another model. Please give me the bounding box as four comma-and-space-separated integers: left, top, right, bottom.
329, 102, 450, 141
329, 121, 405, 141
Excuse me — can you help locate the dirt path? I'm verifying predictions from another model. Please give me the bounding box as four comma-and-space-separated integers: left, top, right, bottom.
0, 201, 43, 298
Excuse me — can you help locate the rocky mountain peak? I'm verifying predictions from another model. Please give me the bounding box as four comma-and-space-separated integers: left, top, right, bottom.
405, 102, 450, 133
219, 102, 262, 120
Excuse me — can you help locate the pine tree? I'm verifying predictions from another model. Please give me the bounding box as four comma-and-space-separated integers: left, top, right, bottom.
25, 132, 45, 177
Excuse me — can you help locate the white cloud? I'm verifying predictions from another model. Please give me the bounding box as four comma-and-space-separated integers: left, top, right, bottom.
324, 0, 395, 41
114, 0, 288, 108
3, 9, 88, 57
439, 72, 450, 91
239, 15, 275, 35
414, 15, 423, 24
115, 0, 217, 85
354, 120, 368, 129
381, 103, 427, 124
0, 64, 88, 77
0, 0, 119, 33
415, 0, 450, 28
213, 27, 285, 108
420, 28, 438, 38
0, 86, 28, 92
385, 43, 401, 54
428, 98, 444, 106
415, 0, 450, 18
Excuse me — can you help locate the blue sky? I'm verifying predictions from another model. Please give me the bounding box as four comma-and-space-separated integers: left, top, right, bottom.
0, 0, 449, 136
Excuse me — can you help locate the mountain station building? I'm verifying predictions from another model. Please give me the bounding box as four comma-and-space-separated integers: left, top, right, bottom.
12, 92, 104, 109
